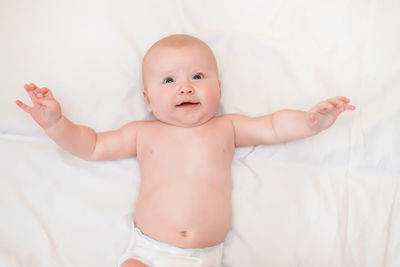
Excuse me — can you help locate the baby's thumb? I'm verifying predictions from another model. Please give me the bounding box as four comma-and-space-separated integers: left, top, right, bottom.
308, 112, 318, 125
16, 100, 32, 114
41, 87, 53, 98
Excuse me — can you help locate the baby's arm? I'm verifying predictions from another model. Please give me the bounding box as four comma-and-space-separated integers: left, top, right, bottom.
17, 83, 139, 161
228, 96, 356, 147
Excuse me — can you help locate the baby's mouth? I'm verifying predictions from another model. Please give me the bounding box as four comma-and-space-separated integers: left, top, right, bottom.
176, 102, 200, 108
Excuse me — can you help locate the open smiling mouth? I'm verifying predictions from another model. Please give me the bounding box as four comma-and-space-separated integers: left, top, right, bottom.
176, 102, 200, 108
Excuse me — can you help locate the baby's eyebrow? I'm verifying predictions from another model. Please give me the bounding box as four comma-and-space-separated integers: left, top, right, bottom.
157, 67, 211, 78
158, 69, 177, 77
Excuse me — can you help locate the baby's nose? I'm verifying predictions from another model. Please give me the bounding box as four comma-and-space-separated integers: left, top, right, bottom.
179, 86, 194, 95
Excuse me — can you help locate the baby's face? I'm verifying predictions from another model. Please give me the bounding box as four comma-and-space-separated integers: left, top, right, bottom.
142, 43, 221, 127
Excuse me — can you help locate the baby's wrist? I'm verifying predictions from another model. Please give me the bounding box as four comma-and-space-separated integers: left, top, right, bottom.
306, 112, 322, 135
43, 114, 64, 131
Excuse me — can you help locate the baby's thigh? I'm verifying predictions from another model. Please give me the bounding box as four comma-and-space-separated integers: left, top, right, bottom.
120, 259, 148, 267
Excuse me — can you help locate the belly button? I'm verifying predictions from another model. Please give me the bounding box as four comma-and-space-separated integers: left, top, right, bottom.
180, 230, 188, 237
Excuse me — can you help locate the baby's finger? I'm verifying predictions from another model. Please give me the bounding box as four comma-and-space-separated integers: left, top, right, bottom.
24, 83, 33, 92
308, 111, 318, 124
327, 98, 345, 110
336, 96, 350, 103
315, 101, 334, 114
329, 97, 346, 105
33, 87, 41, 95
16, 100, 32, 114
345, 104, 356, 111
29, 83, 40, 90
26, 83, 41, 96
41, 87, 53, 98
24, 84, 38, 102
40, 87, 49, 94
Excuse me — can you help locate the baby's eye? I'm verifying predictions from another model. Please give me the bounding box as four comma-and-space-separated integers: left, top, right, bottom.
164, 77, 174, 84
193, 73, 204, 80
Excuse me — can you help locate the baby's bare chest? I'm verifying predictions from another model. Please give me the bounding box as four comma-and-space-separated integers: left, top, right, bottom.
137, 117, 235, 177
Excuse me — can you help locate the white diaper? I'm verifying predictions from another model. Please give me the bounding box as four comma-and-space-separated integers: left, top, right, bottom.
118, 223, 224, 267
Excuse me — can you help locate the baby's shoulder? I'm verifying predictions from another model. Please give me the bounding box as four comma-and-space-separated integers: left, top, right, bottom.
215, 113, 242, 125
209, 114, 238, 130
122, 120, 160, 131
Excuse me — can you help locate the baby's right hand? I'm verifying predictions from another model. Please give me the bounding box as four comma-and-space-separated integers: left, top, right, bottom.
16, 83, 62, 129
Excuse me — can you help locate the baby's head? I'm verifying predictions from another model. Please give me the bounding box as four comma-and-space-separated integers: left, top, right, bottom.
142, 34, 221, 127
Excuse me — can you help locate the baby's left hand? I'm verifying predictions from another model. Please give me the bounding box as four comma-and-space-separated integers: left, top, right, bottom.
307, 96, 356, 132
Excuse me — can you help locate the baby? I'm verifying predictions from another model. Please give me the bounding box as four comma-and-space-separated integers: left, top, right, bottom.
17, 34, 355, 267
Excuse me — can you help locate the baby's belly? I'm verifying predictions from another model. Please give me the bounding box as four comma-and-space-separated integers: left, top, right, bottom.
134, 177, 232, 249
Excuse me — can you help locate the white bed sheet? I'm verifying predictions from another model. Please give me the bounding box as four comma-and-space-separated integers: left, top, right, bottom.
1, 0, 399, 266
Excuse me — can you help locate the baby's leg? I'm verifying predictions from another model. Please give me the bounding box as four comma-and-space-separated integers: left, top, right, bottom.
120, 259, 148, 267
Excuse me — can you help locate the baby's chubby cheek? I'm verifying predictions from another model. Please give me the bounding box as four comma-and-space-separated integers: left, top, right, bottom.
150, 101, 175, 119
205, 94, 221, 113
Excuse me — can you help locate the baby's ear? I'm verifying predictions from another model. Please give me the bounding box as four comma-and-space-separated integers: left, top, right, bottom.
142, 89, 152, 112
